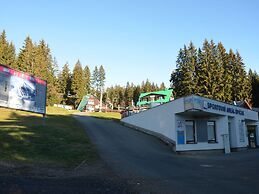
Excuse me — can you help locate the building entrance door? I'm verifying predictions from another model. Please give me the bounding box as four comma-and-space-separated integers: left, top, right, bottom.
247, 126, 257, 148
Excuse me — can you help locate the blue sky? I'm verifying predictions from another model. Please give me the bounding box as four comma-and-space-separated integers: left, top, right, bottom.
1, 0, 259, 87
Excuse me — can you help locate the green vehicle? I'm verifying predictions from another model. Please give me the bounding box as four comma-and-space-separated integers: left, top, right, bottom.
137, 89, 174, 108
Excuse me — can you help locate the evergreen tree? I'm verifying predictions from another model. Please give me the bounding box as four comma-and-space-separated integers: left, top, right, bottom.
208, 40, 224, 100
133, 85, 141, 105
107, 86, 115, 106
91, 66, 99, 95
218, 42, 232, 102
84, 65, 91, 94
196, 39, 214, 98
16, 36, 36, 73
159, 82, 166, 90
58, 63, 71, 104
0, 30, 8, 64
150, 82, 157, 91
171, 43, 197, 97
35, 40, 59, 105
110, 85, 124, 108
170, 48, 185, 97
98, 65, 106, 111
142, 79, 152, 92
71, 60, 84, 107
185, 42, 198, 95
0, 31, 16, 67
98, 65, 106, 90
7, 42, 16, 68
227, 49, 237, 101
170, 39, 251, 103
228, 49, 249, 102
124, 82, 134, 107
235, 51, 251, 102
249, 70, 259, 107
34, 40, 51, 79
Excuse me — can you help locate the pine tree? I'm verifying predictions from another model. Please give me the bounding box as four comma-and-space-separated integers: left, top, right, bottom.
34, 40, 51, 79
124, 82, 130, 107
91, 66, 99, 95
58, 63, 71, 104
171, 39, 251, 103
98, 65, 106, 111
208, 40, 225, 101
35, 40, 59, 105
159, 82, 166, 90
249, 70, 259, 107
196, 39, 214, 98
98, 65, 106, 89
106, 86, 115, 106
133, 85, 141, 105
235, 51, 251, 102
124, 82, 134, 107
84, 65, 91, 94
16, 36, 36, 73
228, 49, 248, 102
71, 60, 84, 107
170, 48, 185, 97
171, 43, 197, 97
0, 30, 16, 67
185, 42, 198, 95
217, 42, 232, 102
142, 79, 152, 92
0, 30, 8, 64
7, 42, 16, 68
110, 85, 124, 108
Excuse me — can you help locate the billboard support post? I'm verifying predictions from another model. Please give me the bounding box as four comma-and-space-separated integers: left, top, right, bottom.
42, 113, 46, 125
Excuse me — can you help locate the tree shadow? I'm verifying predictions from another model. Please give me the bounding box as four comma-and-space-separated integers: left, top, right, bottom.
0, 110, 98, 168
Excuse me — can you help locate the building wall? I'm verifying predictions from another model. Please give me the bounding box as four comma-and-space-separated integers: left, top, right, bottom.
122, 98, 185, 142
122, 95, 259, 152
228, 117, 237, 148
175, 115, 227, 151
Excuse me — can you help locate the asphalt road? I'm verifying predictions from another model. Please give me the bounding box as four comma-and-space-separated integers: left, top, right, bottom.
74, 114, 259, 194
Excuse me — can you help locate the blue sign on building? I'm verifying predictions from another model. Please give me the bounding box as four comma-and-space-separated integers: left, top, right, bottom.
177, 131, 185, 144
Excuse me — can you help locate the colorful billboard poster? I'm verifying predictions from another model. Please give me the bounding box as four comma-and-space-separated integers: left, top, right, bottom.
0, 64, 47, 114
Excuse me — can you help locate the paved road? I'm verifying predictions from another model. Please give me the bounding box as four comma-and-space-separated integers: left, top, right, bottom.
74, 114, 259, 194
0, 174, 133, 194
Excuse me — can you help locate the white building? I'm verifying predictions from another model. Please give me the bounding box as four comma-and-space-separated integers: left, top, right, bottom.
121, 95, 259, 153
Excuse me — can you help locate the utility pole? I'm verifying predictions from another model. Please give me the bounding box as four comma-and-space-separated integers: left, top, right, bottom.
99, 87, 103, 112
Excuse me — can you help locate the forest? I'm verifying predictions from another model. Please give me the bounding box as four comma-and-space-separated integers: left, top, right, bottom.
0, 30, 166, 108
171, 40, 259, 107
1, 30, 259, 108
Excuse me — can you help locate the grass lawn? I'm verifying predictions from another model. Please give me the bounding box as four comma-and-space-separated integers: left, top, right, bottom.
87, 111, 121, 120
0, 107, 99, 168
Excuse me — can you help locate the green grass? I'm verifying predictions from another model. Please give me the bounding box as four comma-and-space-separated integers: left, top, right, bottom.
87, 111, 121, 120
0, 107, 98, 168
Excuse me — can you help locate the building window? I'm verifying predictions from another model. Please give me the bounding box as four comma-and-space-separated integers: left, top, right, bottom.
207, 121, 217, 143
186, 120, 195, 144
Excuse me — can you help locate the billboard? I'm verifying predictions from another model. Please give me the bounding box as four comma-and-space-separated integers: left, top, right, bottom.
0, 64, 47, 114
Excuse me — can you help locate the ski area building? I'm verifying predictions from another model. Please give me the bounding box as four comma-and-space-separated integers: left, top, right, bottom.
121, 95, 259, 153
77, 95, 110, 112
137, 89, 174, 108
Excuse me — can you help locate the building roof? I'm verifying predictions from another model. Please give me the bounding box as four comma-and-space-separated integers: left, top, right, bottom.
137, 89, 173, 106
77, 95, 91, 111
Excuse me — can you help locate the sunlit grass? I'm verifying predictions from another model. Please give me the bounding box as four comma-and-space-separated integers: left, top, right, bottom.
0, 107, 98, 168
46, 106, 79, 115
88, 111, 121, 120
